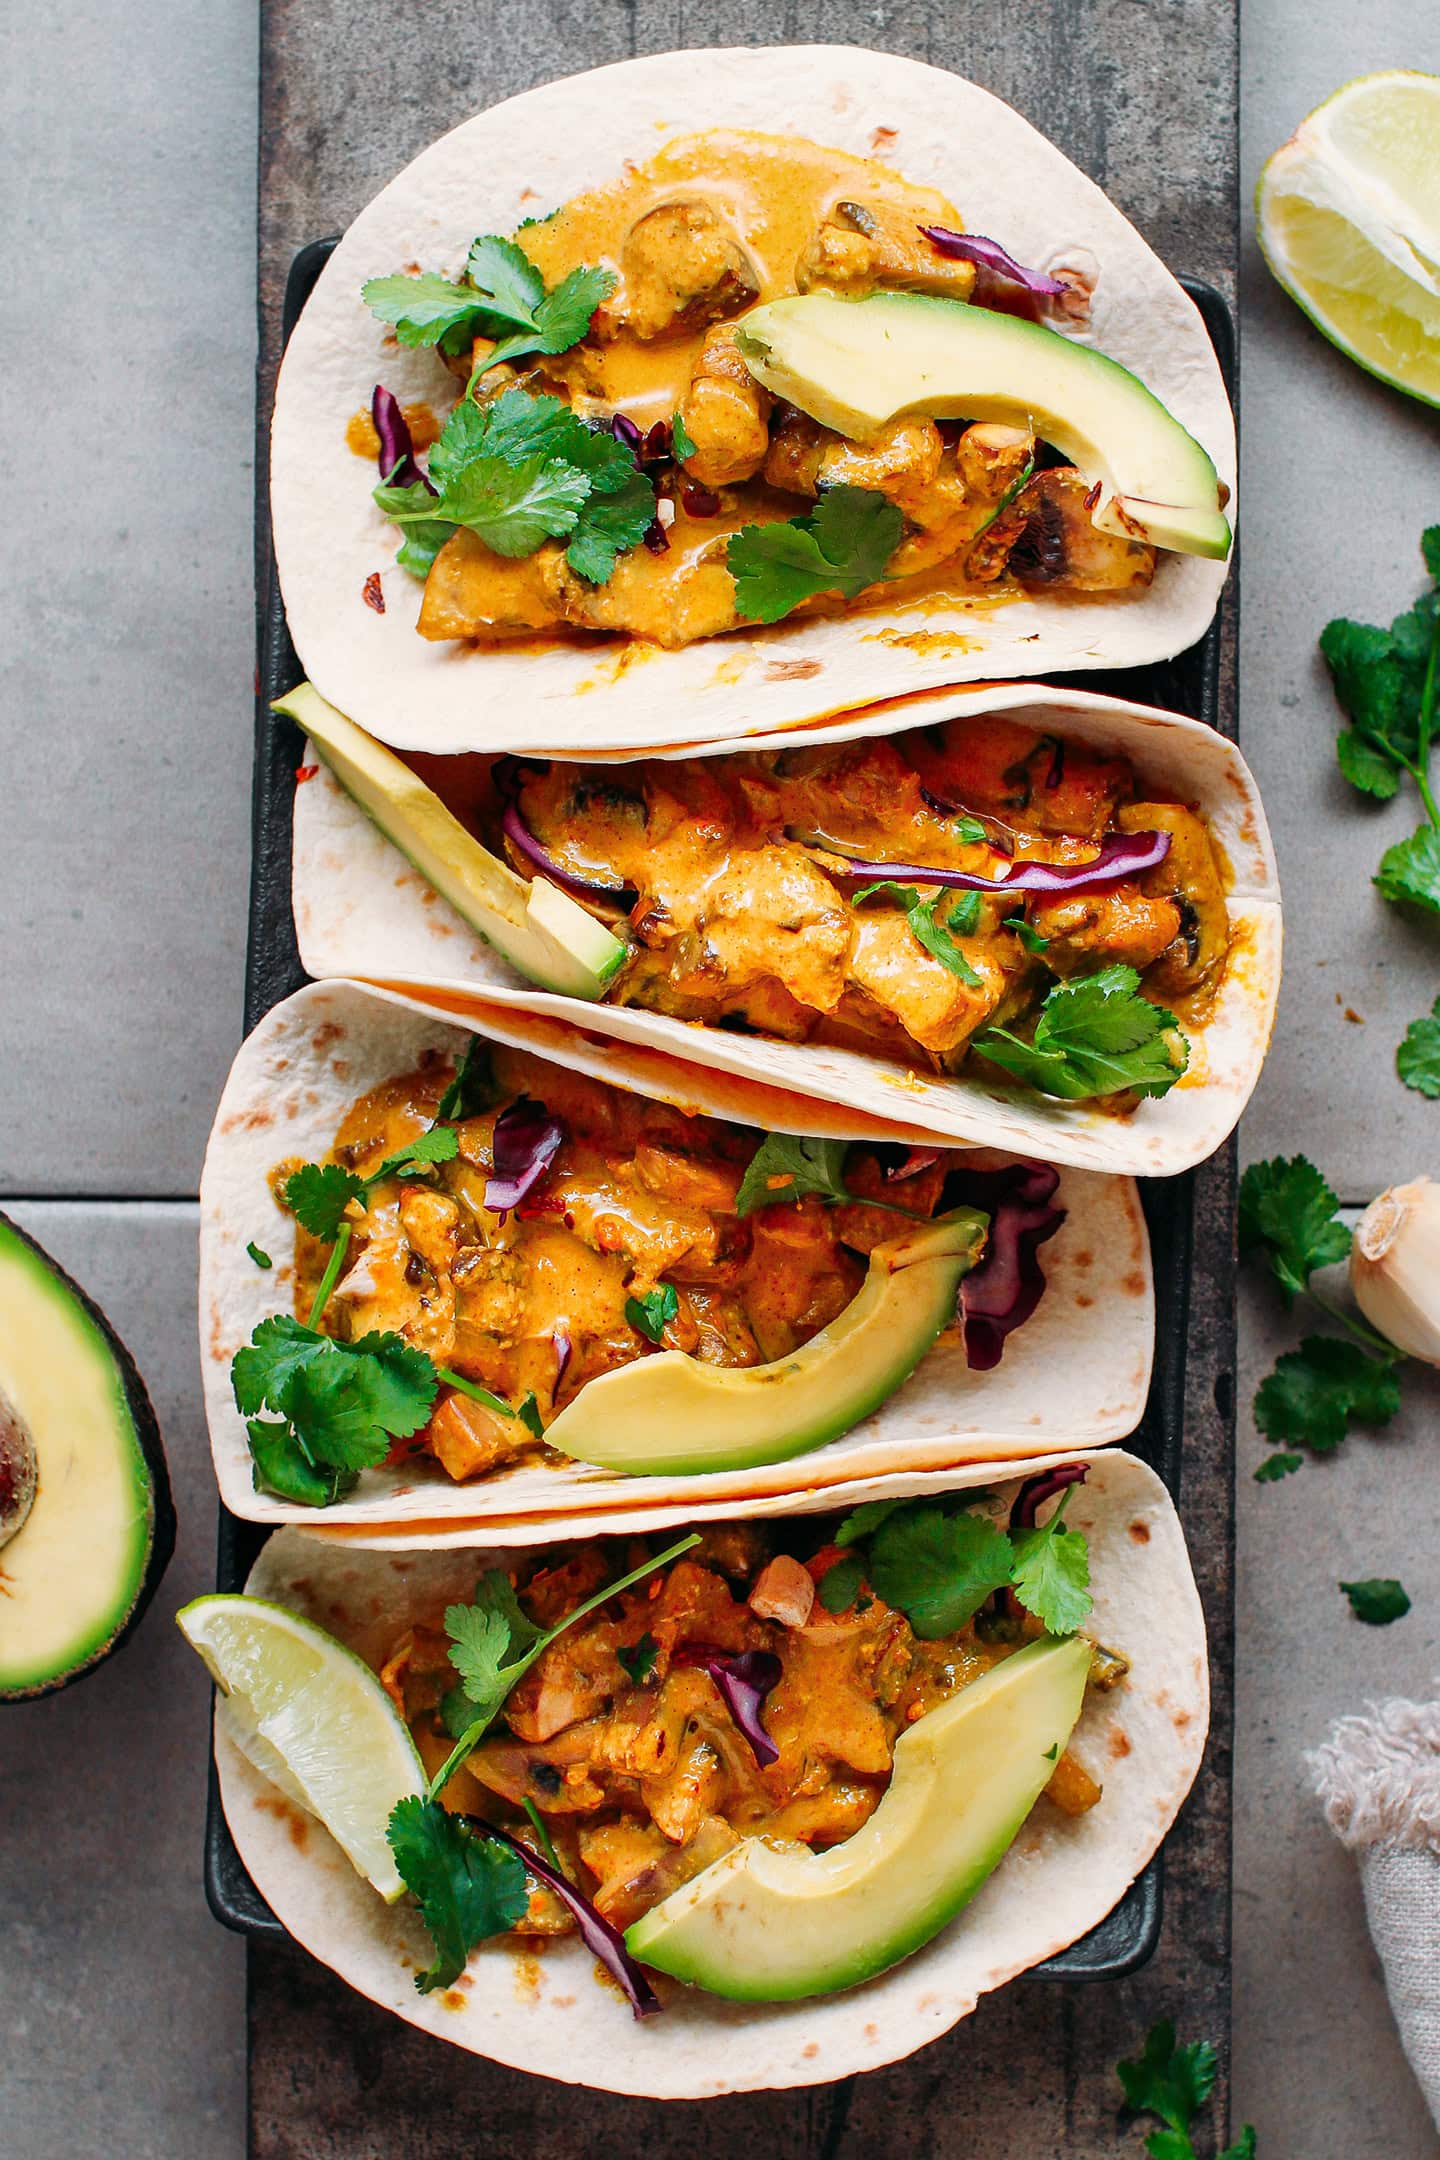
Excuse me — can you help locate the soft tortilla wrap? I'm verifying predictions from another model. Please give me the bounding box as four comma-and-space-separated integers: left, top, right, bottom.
293, 683, 1281, 1178
201, 981, 1152, 1532
270, 46, 1235, 757
214, 1449, 1207, 2094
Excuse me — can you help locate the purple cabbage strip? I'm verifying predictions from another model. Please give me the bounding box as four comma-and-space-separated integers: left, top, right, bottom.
918, 227, 1067, 298
674, 1644, 782, 1768
945, 1160, 1065, 1371
477, 1820, 662, 2019
609, 412, 645, 459
552, 1323, 573, 1387
371, 386, 435, 493
501, 798, 636, 905
483, 1098, 565, 1214
829, 828, 1170, 896
1010, 1461, 1090, 1531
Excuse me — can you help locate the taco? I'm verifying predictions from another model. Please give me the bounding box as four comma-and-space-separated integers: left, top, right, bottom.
192, 1450, 1206, 2094
270, 46, 1235, 756
288, 680, 1280, 1177
201, 981, 1152, 1531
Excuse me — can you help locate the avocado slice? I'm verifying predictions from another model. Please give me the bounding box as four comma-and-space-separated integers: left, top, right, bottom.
544, 1209, 986, 1476
627, 1633, 1091, 1998
0, 1211, 174, 1702
275, 682, 629, 1001
735, 292, 1232, 561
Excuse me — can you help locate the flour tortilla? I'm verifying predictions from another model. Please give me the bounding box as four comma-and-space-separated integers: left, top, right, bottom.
270, 46, 1235, 757
201, 981, 1153, 1533
214, 1449, 1207, 2094
293, 682, 1281, 1179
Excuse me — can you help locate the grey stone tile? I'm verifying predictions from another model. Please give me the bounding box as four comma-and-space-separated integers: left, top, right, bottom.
1238, 10, 1440, 1201
0, 3, 258, 1199
0, 1202, 244, 2160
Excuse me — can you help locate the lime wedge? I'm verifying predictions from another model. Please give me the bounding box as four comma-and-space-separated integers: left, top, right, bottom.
178, 1591, 423, 1900
1258, 70, 1440, 408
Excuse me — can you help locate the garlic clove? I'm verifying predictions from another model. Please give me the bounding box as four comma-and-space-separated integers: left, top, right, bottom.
1349, 1176, 1440, 1367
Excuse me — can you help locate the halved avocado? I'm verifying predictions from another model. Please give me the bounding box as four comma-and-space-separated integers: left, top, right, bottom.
544, 1208, 986, 1476
736, 292, 1232, 560
627, 1633, 1091, 1998
0, 1211, 174, 1702
276, 681, 629, 1001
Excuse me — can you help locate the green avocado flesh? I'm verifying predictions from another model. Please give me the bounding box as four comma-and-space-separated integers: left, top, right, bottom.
0, 1214, 166, 1699
736, 292, 1232, 561
627, 1633, 1091, 1998
275, 682, 628, 1001
543, 1209, 986, 1476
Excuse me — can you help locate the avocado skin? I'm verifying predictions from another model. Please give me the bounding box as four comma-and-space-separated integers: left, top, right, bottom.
0, 1209, 175, 1703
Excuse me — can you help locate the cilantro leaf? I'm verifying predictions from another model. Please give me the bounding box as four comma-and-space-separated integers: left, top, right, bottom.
671, 409, 698, 463
432, 450, 591, 558
1254, 1450, 1303, 1483
283, 1162, 365, 1242
1218, 2133, 1258, 2160
1118, 2020, 1217, 2133
232, 1313, 333, 1416
728, 486, 903, 623
835, 1498, 906, 1547
1009, 1495, 1092, 1635
246, 1241, 273, 1269
441, 1569, 546, 1731
1375, 824, 1440, 916
463, 233, 545, 326
361, 270, 487, 351
232, 1317, 438, 1498
1397, 997, 1440, 1097
867, 1504, 1016, 1637
373, 1124, 460, 1179
817, 1554, 866, 1613
735, 1133, 851, 1218
1004, 912, 1050, 953
854, 881, 984, 987
975, 965, 1188, 1101
386, 1796, 530, 1993
1237, 1155, 1351, 1302
566, 465, 659, 583
437, 1036, 499, 1121
1336, 726, 1403, 800
1341, 1576, 1411, 1624
371, 476, 456, 578
1254, 1335, 1402, 1454
245, 1418, 357, 1507
625, 1283, 679, 1343
617, 1633, 658, 1684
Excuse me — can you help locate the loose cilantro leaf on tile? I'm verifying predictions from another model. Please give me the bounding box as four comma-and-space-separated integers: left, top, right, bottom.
866, 1504, 1017, 1637
1254, 1335, 1402, 1454
974, 965, 1188, 1101
1238, 1155, 1352, 1303
386, 1796, 530, 1993
728, 486, 903, 623
1253, 1451, 1304, 1483
625, 1284, 679, 1343
1341, 1577, 1411, 1625
853, 881, 983, 987
1375, 824, 1440, 917
1117, 2019, 1252, 2158
1397, 996, 1440, 1097
735, 1133, 853, 1218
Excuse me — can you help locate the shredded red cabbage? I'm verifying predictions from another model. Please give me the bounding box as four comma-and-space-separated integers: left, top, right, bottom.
609, 412, 644, 459
674, 1644, 782, 1767
918, 227, 1067, 297
501, 798, 636, 905
682, 483, 721, 518
371, 386, 435, 493
552, 1323, 573, 1386
826, 827, 1169, 895
484, 1098, 565, 1214
643, 420, 672, 463
1010, 1461, 1090, 1530
642, 518, 670, 555
944, 1160, 1066, 1370
477, 1820, 662, 2019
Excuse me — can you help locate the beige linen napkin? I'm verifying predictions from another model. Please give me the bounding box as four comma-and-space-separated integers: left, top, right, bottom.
1309, 1690, 1440, 2127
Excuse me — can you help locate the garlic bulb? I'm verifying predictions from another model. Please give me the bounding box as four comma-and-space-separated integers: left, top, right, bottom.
1349, 1177, 1440, 1366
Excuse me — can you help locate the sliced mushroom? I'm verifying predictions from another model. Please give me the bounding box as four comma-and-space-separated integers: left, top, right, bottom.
612, 199, 759, 342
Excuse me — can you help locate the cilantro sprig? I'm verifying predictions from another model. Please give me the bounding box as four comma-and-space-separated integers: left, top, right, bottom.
854, 881, 984, 988
625, 1283, 679, 1343
827, 1489, 1091, 1638
1239, 1154, 1408, 1479
728, 486, 903, 624
731, 1132, 924, 1222
234, 1315, 438, 1506
1117, 2020, 1255, 2159
375, 386, 655, 583
283, 1123, 460, 1245
362, 232, 613, 369
974, 964, 1189, 1101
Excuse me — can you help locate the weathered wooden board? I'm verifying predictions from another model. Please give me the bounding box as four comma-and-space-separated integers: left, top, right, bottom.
250, 6, 1237, 2150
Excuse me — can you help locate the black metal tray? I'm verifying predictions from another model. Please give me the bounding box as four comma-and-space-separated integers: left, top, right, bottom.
207, 238, 1234, 1975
